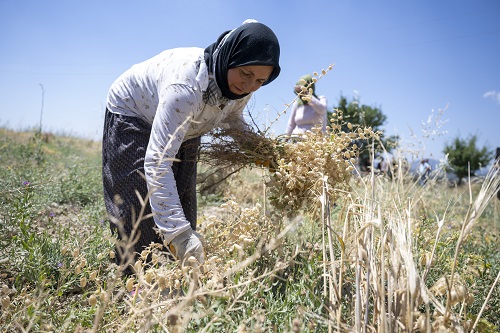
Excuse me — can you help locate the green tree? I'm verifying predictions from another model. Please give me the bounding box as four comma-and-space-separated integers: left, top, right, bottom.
443, 135, 492, 185
328, 94, 399, 171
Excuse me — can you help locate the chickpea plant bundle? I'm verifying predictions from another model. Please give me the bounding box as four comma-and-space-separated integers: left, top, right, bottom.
268, 115, 379, 214
201, 110, 380, 215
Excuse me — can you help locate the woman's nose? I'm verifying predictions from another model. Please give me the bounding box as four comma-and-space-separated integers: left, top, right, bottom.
241, 78, 251, 93
249, 82, 259, 92
246, 80, 260, 93
240, 80, 247, 93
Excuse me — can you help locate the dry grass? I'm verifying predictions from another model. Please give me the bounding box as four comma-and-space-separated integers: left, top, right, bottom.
81, 159, 500, 332
1, 67, 499, 331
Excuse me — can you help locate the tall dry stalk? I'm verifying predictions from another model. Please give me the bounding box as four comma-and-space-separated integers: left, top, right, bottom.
445, 160, 500, 326
316, 157, 500, 332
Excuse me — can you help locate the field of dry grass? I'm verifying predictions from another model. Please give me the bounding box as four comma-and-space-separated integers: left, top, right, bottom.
1, 123, 499, 332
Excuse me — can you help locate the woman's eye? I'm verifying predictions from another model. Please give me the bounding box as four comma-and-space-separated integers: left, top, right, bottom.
241, 70, 251, 77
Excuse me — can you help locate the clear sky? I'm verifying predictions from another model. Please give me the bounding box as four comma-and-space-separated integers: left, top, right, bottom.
1, 0, 499, 161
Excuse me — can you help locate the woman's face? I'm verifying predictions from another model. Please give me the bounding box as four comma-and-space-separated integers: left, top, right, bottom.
227, 65, 274, 95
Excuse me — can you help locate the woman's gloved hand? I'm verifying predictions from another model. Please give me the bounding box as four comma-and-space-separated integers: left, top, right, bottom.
168, 229, 205, 267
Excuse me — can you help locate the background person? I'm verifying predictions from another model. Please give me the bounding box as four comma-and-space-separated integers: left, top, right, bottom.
418, 158, 432, 186
102, 20, 281, 273
377, 156, 390, 176
285, 74, 328, 137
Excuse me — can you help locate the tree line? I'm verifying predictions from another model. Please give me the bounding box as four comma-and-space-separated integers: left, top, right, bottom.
327, 94, 496, 185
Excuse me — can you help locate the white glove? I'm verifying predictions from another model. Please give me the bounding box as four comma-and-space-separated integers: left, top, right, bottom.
168, 229, 205, 267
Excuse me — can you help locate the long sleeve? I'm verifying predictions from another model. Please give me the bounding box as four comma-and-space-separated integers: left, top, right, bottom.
144, 84, 251, 243
286, 102, 298, 136
309, 95, 328, 116
286, 95, 328, 135
144, 84, 203, 243
309, 95, 328, 132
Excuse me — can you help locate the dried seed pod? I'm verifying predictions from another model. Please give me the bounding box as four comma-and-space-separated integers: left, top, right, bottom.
126, 277, 135, 292
134, 260, 143, 274
456, 285, 467, 301
158, 276, 167, 290
80, 277, 87, 288
450, 290, 459, 305
80, 257, 87, 268
144, 271, 154, 284
1, 296, 10, 309
1, 285, 9, 295
431, 276, 447, 296
151, 253, 159, 265
174, 279, 181, 290
99, 292, 109, 302
88, 294, 97, 306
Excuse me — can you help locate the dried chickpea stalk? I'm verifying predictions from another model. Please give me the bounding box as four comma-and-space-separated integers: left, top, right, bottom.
200, 110, 380, 215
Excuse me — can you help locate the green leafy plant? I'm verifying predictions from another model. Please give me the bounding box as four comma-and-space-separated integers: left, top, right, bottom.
444, 134, 493, 185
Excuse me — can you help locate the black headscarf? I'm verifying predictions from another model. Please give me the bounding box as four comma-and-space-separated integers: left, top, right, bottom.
204, 21, 281, 100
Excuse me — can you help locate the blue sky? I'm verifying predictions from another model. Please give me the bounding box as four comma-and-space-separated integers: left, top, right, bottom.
1, 0, 499, 161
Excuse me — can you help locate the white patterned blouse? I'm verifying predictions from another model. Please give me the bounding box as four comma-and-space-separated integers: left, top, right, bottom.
106, 47, 251, 242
